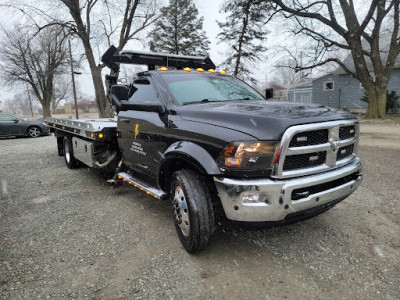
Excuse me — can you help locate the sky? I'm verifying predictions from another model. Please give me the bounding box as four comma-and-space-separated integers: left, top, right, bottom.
0, 0, 360, 106
0, 0, 283, 105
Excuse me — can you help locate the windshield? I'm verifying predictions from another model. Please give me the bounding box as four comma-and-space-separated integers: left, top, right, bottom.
160, 73, 265, 105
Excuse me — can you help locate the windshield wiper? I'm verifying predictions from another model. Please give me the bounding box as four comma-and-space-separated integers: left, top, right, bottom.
183, 98, 223, 105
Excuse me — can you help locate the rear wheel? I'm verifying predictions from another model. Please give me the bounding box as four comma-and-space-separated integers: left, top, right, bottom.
171, 170, 214, 253
27, 126, 41, 137
63, 137, 80, 169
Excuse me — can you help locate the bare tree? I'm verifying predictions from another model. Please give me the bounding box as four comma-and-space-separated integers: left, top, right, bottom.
52, 75, 73, 113
0, 26, 69, 118
51, 0, 159, 117
269, 0, 400, 119
274, 58, 304, 85
4, 93, 33, 115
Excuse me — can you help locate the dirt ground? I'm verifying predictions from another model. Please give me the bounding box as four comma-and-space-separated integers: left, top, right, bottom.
0, 123, 399, 299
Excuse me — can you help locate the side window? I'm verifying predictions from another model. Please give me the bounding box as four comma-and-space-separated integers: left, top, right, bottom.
323, 81, 334, 91
129, 78, 159, 104
0, 115, 14, 121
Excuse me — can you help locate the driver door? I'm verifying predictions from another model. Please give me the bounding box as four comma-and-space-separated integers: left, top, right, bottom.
117, 77, 168, 177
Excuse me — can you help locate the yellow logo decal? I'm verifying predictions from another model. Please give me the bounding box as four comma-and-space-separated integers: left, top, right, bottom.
134, 124, 139, 140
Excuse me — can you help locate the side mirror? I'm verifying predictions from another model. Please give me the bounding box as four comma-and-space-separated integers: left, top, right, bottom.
120, 101, 166, 114
265, 88, 274, 99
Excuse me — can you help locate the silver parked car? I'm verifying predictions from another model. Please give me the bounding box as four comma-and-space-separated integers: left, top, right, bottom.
0, 113, 50, 138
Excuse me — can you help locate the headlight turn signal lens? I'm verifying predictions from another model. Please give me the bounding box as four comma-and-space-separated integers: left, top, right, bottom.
218, 141, 277, 169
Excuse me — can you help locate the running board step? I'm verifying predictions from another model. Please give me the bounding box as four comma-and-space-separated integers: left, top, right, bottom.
115, 172, 168, 200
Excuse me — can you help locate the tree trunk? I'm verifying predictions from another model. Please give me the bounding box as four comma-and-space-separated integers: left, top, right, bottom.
364, 85, 387, 119
234, 2, 250, 77
83, 42, 113, 118
90, 65, 113, 118
42, 100, 52, 118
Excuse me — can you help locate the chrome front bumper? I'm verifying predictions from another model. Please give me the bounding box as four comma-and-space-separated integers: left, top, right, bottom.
214, 158, 363, 222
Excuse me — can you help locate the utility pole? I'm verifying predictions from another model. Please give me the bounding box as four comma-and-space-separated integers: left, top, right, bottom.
68, 39, 79, 119
26, 85, 34, 117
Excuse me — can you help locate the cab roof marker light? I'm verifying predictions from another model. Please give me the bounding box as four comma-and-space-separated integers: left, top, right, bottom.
98, 133, 104, 139
184, 67, 191, 72
196, 68, 204, 72
208, 69, 215, 73
219, 70, 226, 75
160, 67, 168, 72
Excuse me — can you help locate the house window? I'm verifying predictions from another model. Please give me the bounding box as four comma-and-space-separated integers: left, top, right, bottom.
323, 81, 334, 91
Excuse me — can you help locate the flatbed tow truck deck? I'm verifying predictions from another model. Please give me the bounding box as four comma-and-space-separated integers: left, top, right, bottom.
45, 117, 118, 140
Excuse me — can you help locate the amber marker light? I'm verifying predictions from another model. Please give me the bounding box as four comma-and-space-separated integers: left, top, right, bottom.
62, 126, 65, 129
91, 133, 94, 138
196, 68, 204, 72
146, 191, 151, 195
184, 67, 191, 72
123, 178, 127, 182
225, 157, 243, 167
53, 124, 56, 127
220, 70, 226, 75
208, 69, 215, 73
98, 133, 104, 139
160, 67, 168, 72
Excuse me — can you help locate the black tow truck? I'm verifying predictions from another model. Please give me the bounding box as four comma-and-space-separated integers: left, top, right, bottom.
46, 46, 363, 252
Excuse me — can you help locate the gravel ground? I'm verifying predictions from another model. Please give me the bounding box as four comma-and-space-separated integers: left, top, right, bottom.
1, 123, 399, 300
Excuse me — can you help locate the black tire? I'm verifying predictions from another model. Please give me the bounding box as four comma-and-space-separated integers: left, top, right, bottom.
57, 137, 64, 156
63, 137, 80, 169
171, 170, 215, 253
27, 126, 41, 138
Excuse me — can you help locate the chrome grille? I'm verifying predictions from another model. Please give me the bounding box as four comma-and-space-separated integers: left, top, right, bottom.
283, 152, 326, 171
272, 120, 359, 179
339, 125, 355, 140
337, 144, 354, 161
289, 130, 328, 147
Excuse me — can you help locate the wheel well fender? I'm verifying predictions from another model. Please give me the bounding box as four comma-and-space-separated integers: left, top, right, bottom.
27, 125, 41, 132
158, 141, 221, 191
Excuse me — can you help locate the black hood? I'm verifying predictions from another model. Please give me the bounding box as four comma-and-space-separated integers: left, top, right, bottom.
177, 100, 356, 140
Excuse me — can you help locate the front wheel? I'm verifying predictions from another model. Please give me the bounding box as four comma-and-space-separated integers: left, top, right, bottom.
171, 170, 214, 253
27, 126, 41, 137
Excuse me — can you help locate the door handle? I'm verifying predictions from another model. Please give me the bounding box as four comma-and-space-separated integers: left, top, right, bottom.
120, 119, 130, 123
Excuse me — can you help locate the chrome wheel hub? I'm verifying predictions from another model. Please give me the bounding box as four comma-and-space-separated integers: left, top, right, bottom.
29, 127, 40, 137
65, 143, 71, 163
173, 186, 190, 237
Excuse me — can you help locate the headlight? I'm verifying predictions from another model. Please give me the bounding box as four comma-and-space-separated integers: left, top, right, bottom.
217, 141, 277, 169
